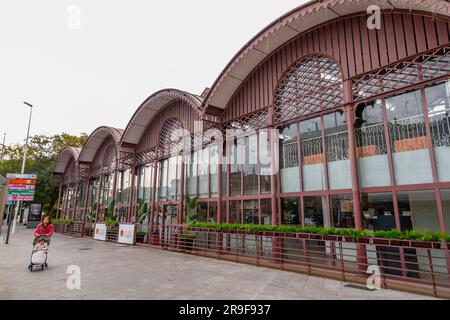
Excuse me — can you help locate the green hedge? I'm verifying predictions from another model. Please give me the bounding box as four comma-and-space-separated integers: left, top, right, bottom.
188, 222, 450, 243
52, 219, 74, 225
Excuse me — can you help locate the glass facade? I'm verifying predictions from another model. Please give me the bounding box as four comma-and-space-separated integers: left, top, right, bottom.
56, 36, 450, 235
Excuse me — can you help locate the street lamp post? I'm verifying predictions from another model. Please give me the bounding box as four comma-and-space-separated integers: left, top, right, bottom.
0, 133, 6, 161
11, 102, 33, 234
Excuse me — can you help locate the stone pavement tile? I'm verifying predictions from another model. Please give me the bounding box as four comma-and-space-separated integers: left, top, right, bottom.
0, 228, 438, 300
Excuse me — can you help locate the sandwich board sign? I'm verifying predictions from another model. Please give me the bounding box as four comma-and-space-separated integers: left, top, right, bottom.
94, 224, 107, 241
118, 224, 136, 245
6, 173, 37, 202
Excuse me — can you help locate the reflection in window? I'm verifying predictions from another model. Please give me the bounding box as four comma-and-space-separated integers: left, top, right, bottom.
260, 199, 271, 225
244, 200, 259, 225
304, 196, 327, 227
259, 130, 271, 194
229, 200, 241, 224
330, 195, 355, 229
229, 137, 243, 196
198, 149, 209, 198
361, 193, 395, 231
355, 100, 391, 187
397, 190, 440, 232
300, 117, 325, 191
186, 151, 198, 197
386, 90, 433, 185
280, 124, 300, 193
209, 202, 218, 223
281, 198, 300, 226
197, 202, 208, 223
210, 146, 219, 197
440, 190, 450, 234
324, 111, 351, 190
426, 80, 450, 182
243, 134, 259, 196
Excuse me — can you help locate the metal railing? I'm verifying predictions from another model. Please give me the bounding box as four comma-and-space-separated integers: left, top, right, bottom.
147, 226, 450, 298
53, 223, 450, 298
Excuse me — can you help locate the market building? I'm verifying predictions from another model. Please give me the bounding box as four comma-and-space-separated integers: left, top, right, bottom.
53, 0, 450, 236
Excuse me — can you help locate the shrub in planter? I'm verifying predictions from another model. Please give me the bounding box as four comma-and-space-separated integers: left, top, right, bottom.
136, 231, 147, 243
181, 232, 196, 252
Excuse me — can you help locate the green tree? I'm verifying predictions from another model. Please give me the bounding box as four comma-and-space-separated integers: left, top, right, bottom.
0, 132, 88, 215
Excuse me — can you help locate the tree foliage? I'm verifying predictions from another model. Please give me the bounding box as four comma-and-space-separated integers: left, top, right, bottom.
0, 132, 88, 214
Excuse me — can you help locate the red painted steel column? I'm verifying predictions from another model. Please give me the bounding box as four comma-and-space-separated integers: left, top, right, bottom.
179, 157, 185, 225
268, 108, 278, 226
344, 80, 362, 231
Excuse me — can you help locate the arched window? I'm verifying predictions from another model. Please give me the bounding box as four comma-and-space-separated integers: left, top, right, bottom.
274, 55, 344, 123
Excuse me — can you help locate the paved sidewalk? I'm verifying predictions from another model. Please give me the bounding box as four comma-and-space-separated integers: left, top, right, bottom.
0, 228, 436, 300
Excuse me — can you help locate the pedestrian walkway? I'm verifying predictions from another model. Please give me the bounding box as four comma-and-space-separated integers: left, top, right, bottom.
0, 229, 437, 300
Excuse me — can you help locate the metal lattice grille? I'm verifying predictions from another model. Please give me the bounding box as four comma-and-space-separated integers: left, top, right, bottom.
158, 118, 184, 158
274, 55, 344, 124
102, 144, 117, 174
223, 108, 269, 138
135, 147, 157, 166
352, 45, 450, 101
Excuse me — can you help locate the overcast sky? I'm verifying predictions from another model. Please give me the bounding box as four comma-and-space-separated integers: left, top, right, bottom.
0, 0, 308, 146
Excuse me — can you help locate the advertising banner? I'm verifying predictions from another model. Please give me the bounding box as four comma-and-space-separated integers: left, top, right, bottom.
94, 224, 107, 241
118, 224, 136, 245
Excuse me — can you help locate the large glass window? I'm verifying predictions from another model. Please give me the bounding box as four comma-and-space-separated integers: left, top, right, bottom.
397, 190, 440, 232
281, 198, 300, 225
243, 134, 259, 196
186, 151, 198, 197
280, 124, 300, 193
229, 200, 241, 224
209, 202, 218, 223
324, 111, 351, 190
243, 200, 259, 225
440, 190, 450, 234
355, 100, 391, 187
167, 156, 178, 201
330, 194, 355, 229
197, 202, 208, 222
157, 159, 168, 202
210, 145, 219, 197
386, 90, 433, 185
304, 196, 327, 227
260, 199, 271, 225
361, 193, 395, 231
426, 80, 450, 182
198, 149, 209, 198
229, 136, 243, 196
300, 117, 326, 191
259, 130, 271, 194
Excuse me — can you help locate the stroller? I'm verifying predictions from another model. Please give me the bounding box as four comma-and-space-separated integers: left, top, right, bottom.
28, 235, 50, 272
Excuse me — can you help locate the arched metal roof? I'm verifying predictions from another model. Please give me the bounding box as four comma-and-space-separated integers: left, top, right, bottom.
78, 126, 123, 164
120, 88, 203, 149
202, 0, 450, 111
53, 147, 81, 175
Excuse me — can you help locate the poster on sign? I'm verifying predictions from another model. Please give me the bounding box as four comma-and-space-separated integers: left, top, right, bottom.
94, 224, 107, 241
118, 224, 136, 245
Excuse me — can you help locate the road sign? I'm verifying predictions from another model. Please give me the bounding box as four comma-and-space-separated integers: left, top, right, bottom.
6, 174, 37, 180
6, 195, 34, 202
6, 173, 37, 202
